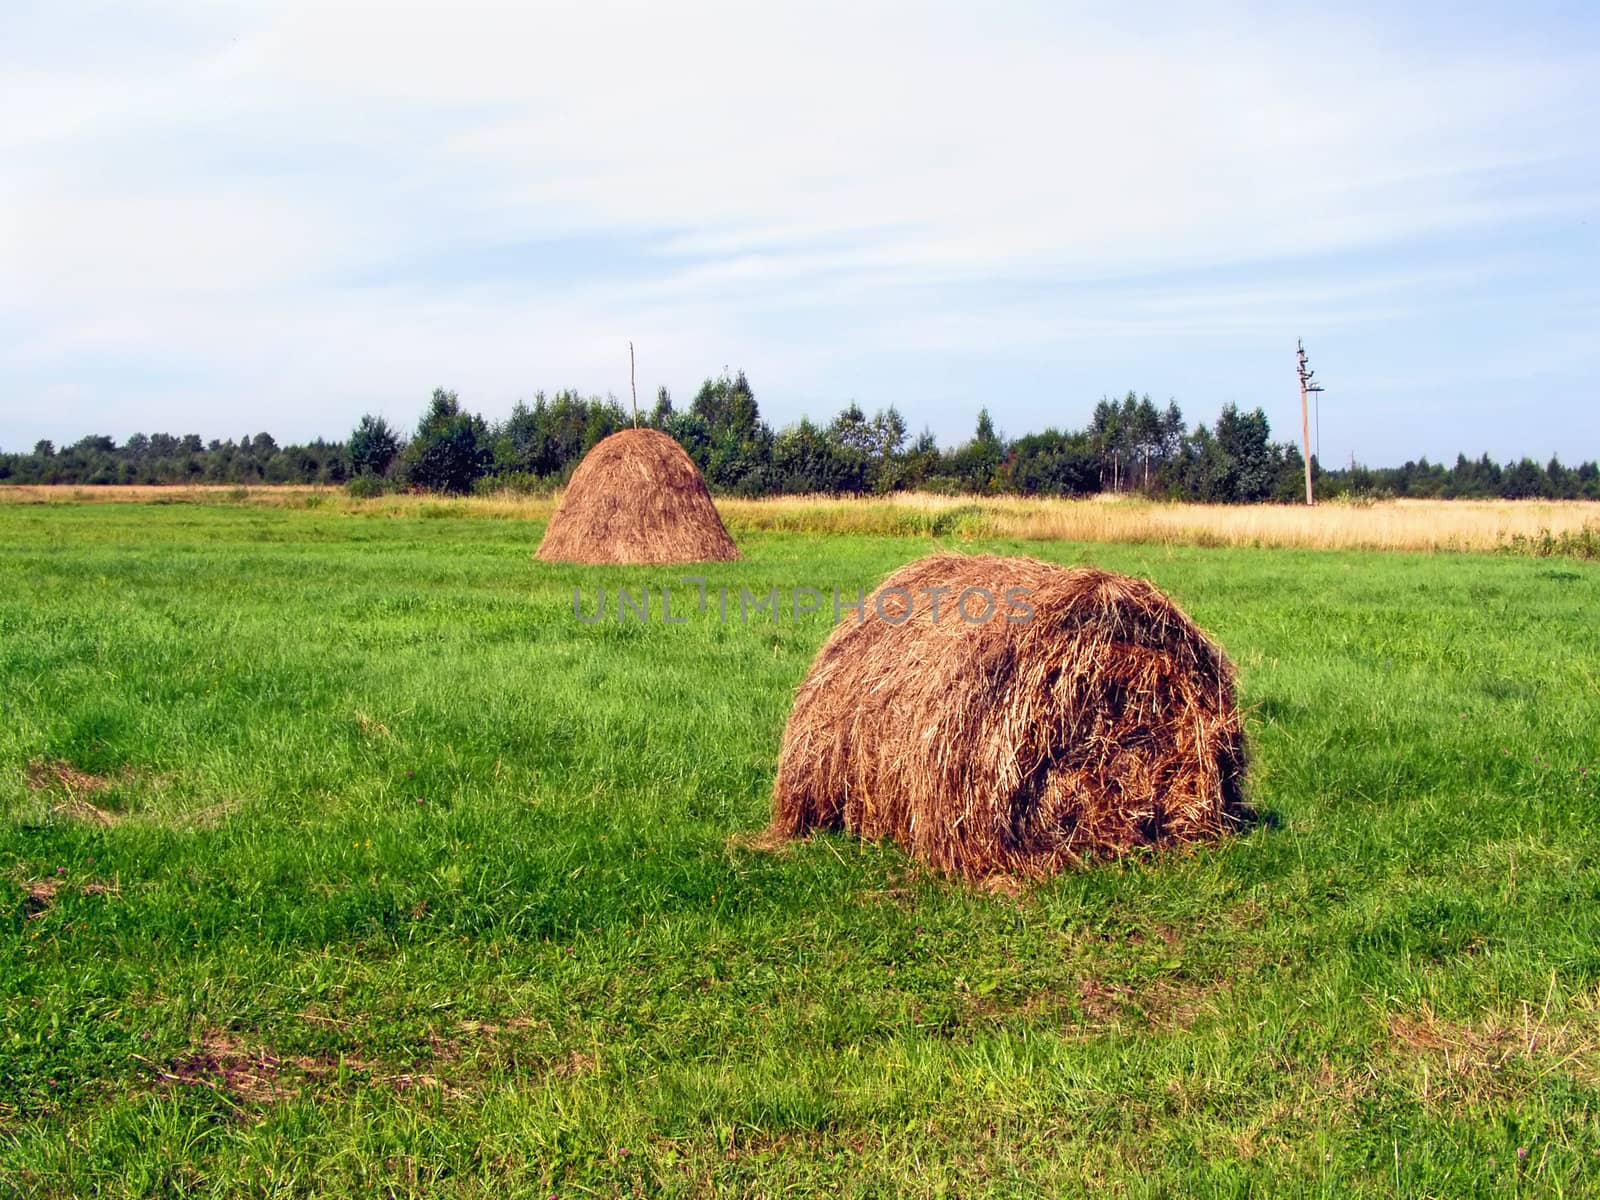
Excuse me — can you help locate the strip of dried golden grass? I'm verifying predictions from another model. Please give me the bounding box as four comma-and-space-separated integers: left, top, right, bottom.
9, 484, 1596, 554
717, 494, 1600, 553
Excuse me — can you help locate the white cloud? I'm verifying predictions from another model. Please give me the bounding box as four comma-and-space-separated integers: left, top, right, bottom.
0, 0, 1595, 456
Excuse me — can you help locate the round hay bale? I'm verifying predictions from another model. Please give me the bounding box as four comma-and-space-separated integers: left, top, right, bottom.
537, 428, 739, 564
765, 553, 1248, 877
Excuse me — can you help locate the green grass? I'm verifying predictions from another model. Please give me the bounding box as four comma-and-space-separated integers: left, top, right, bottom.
1, 502, 1598, 1198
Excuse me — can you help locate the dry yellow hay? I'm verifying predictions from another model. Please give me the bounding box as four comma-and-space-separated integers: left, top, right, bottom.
765, 553, 1249, 878
536, 428, 739, 564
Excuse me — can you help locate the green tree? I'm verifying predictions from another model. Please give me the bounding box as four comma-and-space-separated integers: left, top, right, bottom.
1575, 460, 1599, 499
948, 408, 1004, 493
1088, 397, 1124, 491
1003, 429, 1098, 496
649, 386, 674, 426
823, 402, 874, 494
1177, 423, 1231, 502
1272, 442, 1308, 503
690, 371, 771, 494
348, 415, 402, 478
868, 406, 908, 493
773, 417, 853, 494
898, 428, 942, 491
401, 389, 491, 494
691, 371, 760, 441
1502, 457, 1550, 499
1213, 404, 1276, 502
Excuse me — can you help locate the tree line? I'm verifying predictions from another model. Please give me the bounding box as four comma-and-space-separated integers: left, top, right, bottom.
4, 372, 1597, 502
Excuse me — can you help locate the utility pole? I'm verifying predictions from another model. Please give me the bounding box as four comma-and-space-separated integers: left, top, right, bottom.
1297, 340, 1324, 506
629, 341, 639, 427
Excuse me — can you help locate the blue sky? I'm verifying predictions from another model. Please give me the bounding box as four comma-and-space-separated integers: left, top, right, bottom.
2, 0, 1597, 465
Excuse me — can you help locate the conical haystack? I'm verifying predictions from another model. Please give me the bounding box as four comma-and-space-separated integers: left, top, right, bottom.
764, 553, 1249, 878
537, 428, 739, 564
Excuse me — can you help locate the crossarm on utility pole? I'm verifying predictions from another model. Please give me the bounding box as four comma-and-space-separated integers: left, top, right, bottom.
1297, 340, 1324, 506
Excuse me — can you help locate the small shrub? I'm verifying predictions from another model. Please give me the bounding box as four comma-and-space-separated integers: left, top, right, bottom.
345, 474, 393, 499
1328, 490, 1383, 509
1502, 523, 1600, 560
475, 472, 554, 498
929, 504, 986, 537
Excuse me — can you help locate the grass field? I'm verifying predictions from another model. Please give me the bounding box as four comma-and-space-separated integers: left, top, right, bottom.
2, 500, 1598, 1197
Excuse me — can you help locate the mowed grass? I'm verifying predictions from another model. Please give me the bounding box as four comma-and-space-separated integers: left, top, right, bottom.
1, 502, 1598, 1198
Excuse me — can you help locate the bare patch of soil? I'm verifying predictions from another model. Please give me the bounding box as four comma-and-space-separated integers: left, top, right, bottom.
551, 1050, 596, 1077
146, 1026, 478, 1115
165, 1032, 295, 1107
20, 877, 62, 919
25, 760, 113, 794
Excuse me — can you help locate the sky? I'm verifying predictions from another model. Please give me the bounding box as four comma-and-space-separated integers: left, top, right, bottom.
2, 0, 1597, 466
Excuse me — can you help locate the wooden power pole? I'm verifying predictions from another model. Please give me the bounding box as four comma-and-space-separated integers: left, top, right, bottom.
1296, 340, 1324, 506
